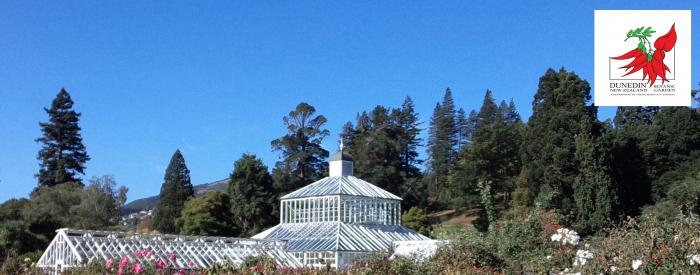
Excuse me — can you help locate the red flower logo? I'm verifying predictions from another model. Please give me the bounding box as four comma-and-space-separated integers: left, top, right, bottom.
611, 24, 676, 86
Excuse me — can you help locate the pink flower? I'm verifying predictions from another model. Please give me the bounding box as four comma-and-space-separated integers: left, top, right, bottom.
177, 269, 186, 275
130, 263, 144, 274
134, 249, 144, 258
119, 256, 129, 268
105, 258, 114, 269
117, 266, 124, 275
145, 248, 153, 257
169, 251, 177, 262
187, 260, 194, 267
156, 259, 166, 269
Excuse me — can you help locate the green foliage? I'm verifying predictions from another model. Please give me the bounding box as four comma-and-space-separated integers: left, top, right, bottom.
402, 207, 432, 236
518, 68, 593, 215
70, 175, 128, 230
271, 102, 330, 195
449, 90, 522, 210
342, 97, 425, 209
572, 120, 616, 235
22, 182, 83, 243
35, 88, 90, 188
176, 191, 239, 236
152, 150, 194, 233
229, 154, 276, 237
427, 88, 458, 200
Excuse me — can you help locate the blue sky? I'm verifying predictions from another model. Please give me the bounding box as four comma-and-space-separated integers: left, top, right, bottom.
0, 1, 697, 203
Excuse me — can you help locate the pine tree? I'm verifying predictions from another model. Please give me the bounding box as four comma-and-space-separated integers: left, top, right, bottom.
456, 108, 469, 152
426, 88, 458, 199
229, 154, 276, 236
518, 68, 594, 213
449, 91, 522, 208
152, 150, 194, 233
394, 97, 423, 179
573, 120, 616, 235
271, 102, 330, 195
36, 88, 90, 187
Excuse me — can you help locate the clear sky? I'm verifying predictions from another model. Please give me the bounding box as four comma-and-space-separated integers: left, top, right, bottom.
1, 1, 698, 203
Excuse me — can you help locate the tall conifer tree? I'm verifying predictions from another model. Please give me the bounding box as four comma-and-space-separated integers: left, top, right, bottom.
426, 88, 458, 198
518, 68, 595, 213
229, 154, 276, 236
152, 150, 194, 233
36, 88, 90, 187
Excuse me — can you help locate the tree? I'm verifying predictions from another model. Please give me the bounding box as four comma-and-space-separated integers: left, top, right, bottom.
517, 68, 594, 214
36, 88, 90, 187
271, 103, 330, 195
402, 207, 431, 236
229, 154, 276, 236
176, 191, 239, 236
426, 88, 458, 199
449, 91, 522, 209
573, 120, 616, 235
22, 183, 83, 247
70, 175, 128, 230
346, 106, 403, 194
152, 150, 194, 233
393, 97, 423, 179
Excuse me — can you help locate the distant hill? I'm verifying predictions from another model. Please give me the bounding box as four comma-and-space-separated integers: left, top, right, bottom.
121, 178, 229, 214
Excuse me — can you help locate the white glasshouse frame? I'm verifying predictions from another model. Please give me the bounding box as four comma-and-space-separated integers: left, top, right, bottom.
37, 228, 301, 274
280, 195, 401, 225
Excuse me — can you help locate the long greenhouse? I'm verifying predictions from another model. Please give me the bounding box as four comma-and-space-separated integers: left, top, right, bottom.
37, 228, 301, 274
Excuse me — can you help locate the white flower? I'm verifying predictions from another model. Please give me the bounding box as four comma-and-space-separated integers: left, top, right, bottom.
551, 233, 563, 242
551, 228, 580, 246
688, 254, 700, 266
610, 266, 618, 272
573, 249, 594, 266
546, 255, 553, 260
632, 259, 643, 270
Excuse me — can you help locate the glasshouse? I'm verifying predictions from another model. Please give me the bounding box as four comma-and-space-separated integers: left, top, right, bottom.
253, 143, 430, 268
37, 228, 301, 274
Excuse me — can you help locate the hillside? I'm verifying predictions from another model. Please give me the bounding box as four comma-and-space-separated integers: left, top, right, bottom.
121, 178, 229, 214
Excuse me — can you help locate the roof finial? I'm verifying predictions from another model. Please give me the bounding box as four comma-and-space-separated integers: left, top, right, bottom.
339, 139, 344, 151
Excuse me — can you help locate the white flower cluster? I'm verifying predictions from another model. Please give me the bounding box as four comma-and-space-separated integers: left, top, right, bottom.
550, 228, 580, 245
572, 249, 594, 266
688, 254, 700, 266
632, 259, 643, 270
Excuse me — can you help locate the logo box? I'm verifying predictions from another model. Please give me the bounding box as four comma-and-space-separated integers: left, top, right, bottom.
594, 10, 691, 106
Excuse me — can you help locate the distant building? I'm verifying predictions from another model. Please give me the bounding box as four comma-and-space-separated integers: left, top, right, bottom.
253, 142, 430, 268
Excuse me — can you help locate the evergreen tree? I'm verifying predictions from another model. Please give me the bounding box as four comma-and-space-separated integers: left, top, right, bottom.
456, 108, 469, 152
176, 191, 239, 236
449, 91, 522, 208
152, 150, 194, 233
426, 88, 458, 199
517, 68, 594, 213
229, 154, 276, 236
393, 96, 423, 179
573, 120, 617, 235
36, 88, 90, 187
271, 102, 330, 195
402, 207, 432, 236
346, 106, 403, 195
